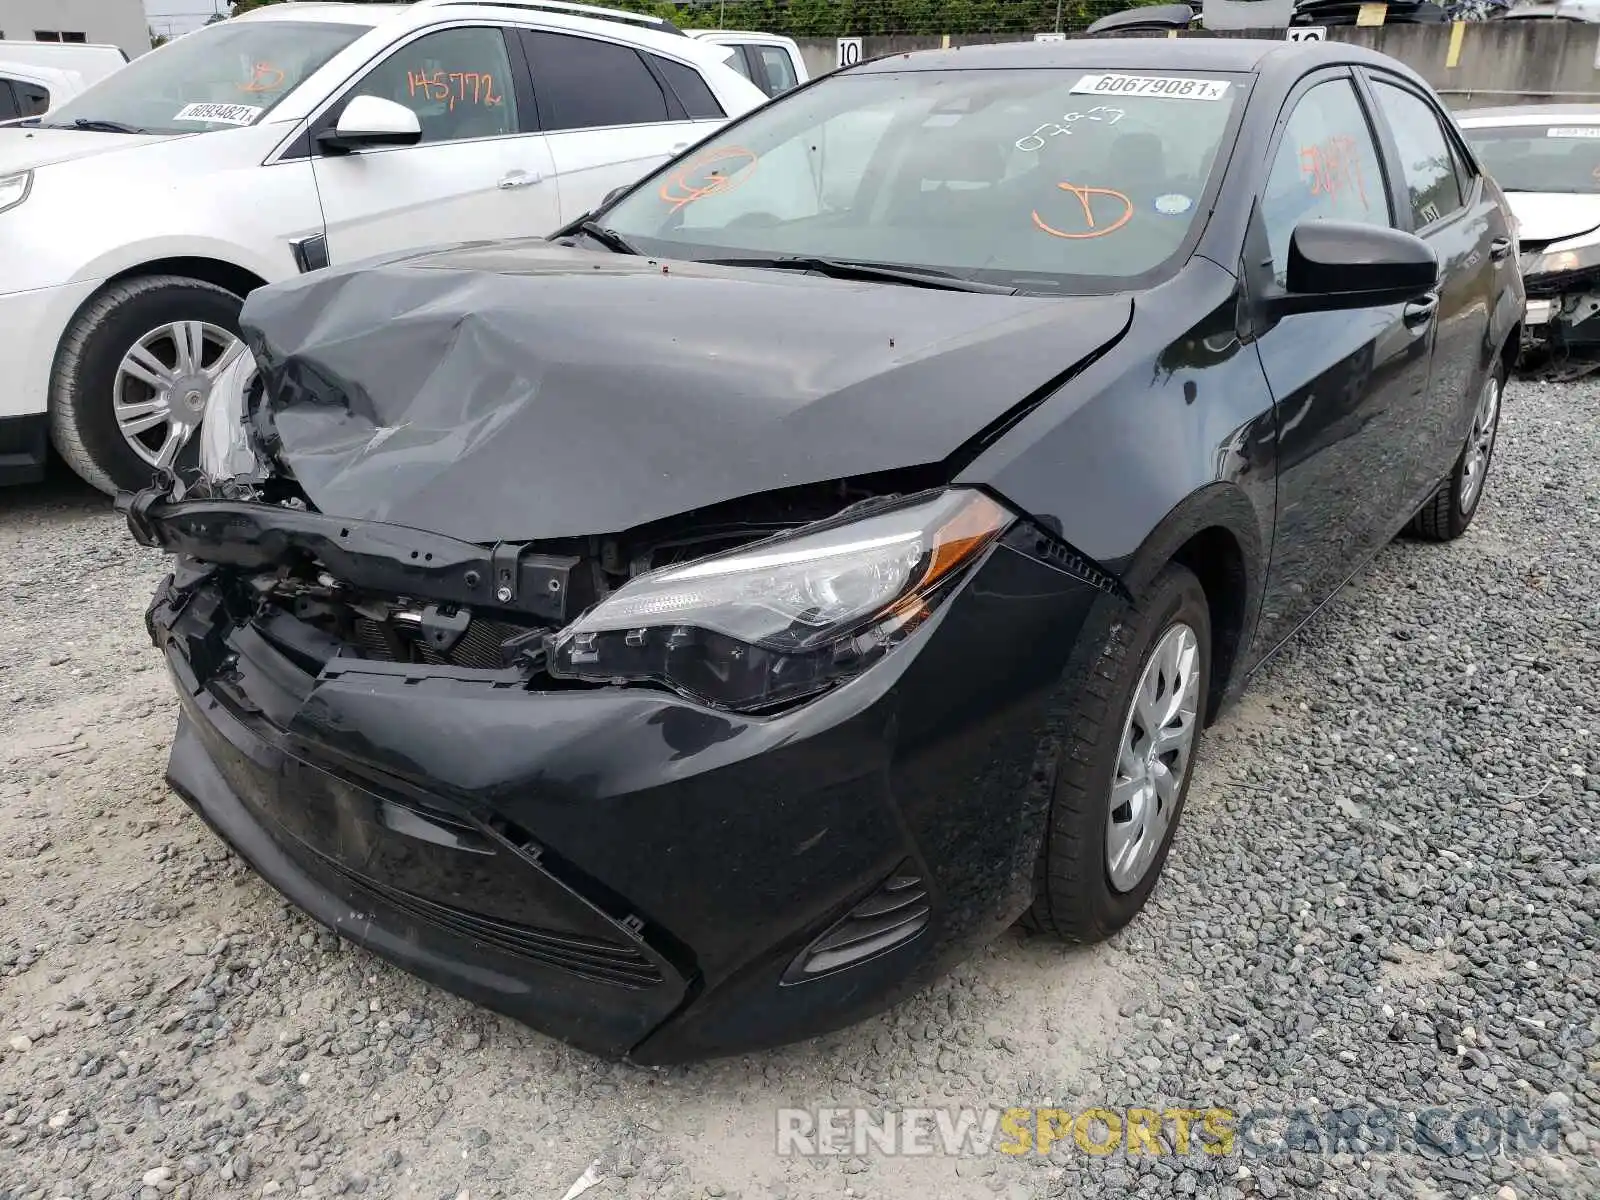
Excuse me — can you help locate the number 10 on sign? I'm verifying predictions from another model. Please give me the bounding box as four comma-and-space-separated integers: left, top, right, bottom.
836, 38, 862, 69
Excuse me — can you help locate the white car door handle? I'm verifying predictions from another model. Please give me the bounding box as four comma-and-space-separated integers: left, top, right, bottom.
497, 170, 541, 190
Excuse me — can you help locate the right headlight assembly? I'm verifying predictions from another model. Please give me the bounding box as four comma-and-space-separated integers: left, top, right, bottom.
1532, 230, 1600, 277
0, 171, 32, 215
548, 488, 1015, 711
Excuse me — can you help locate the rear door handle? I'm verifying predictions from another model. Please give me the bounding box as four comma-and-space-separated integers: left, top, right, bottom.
497, 169, 541, 190
1403, 294, 1439, 327
1490, 236, 1512, 261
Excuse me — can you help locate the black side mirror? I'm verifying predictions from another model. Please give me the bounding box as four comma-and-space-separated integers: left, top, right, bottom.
1268, 220, 1438, 317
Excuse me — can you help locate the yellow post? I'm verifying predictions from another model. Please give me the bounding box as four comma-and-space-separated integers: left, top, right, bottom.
941, 33, 951, 49
1446, 20, 1466, 69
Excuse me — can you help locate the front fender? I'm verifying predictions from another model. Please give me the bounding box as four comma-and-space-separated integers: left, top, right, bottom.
959, 260, 1277, 574
958, 259, 1278, 700
71, 235, 289, 293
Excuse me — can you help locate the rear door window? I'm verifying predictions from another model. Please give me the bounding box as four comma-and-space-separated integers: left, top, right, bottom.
1371, 79, 1463, 228
0, 80, 19, 122
522, 30, 670, 130
646, 52, 723, 119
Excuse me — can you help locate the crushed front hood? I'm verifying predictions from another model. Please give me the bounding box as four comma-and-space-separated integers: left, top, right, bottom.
240, 240, 1132, 543
1504, 191, 1600, 245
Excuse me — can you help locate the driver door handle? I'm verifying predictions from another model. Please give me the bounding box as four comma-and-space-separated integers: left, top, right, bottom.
1403, 294, 1439, 327
1490, 236, 1512, 262
498, 169, 541, 190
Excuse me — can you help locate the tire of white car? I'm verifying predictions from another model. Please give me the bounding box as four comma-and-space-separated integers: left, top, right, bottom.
50, 274, 245, 495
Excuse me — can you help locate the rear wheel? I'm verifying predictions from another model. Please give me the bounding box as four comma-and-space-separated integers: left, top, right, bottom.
1026, 562, 1211, 943
1406, 361, 1503, 542
50, 275, 246, 495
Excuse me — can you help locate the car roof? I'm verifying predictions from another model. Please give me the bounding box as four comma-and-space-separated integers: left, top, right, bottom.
234, 3, 411, 25
242, 0, 682, 37
243, 0, 722, 62
852, 36, 1419, 76
1456, 103, 1600, 125
691, 30, 795, 41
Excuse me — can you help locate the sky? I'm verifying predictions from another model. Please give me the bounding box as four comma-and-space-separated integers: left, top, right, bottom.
145, 1, 230, 40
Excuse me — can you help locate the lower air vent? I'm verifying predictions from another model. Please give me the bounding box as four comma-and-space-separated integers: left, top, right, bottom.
783, 862, 930, 984
324, 861, 665, 990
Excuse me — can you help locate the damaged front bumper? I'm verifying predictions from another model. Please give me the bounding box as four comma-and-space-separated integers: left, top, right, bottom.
1519, 255, 1600, 349
125, 489, 1107, 1062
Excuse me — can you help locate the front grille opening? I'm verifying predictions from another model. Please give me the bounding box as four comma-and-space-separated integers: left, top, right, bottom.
782, 861, 930, 984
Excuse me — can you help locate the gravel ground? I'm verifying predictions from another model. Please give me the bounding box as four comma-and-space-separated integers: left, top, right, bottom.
1, 377, 1596, 1200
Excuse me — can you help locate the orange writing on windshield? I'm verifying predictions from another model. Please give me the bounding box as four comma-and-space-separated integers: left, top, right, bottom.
238, 62, 287, 93
1031, 181, 1133, 239
1299, 135, 1369, 209
659, 146, 758, 212
407, 69, 504, 109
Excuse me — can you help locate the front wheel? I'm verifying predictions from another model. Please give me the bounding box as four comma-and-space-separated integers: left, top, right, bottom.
49, 275, 247, 495
1406, 361, 1503, 542
1026, 562, 1212, 943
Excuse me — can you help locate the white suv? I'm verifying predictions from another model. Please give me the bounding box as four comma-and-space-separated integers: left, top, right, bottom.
0, 0, 764, 493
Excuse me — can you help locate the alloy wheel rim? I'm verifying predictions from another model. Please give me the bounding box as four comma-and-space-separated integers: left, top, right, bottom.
1459, 374, 1501, 513
113, 321, 244, 471
1106, 621, 1201, 893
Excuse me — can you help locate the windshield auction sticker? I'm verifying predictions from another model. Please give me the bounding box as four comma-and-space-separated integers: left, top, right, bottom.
1071, 74, 1229, 101
1546, 126, 1600, 138
172, 102, 264, 126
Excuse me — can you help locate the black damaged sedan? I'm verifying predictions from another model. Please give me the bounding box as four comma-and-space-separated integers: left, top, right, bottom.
119, 38, 1522, 1063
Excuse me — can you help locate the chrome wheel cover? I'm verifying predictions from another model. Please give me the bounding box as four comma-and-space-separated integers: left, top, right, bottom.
113, 321, 245, 470
1107, 622, 1201, 893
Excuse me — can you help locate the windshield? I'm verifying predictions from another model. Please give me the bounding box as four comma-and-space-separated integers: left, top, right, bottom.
1464, 123, 1600, 193
43, 20, 368, 135
599, 67, 1244, 293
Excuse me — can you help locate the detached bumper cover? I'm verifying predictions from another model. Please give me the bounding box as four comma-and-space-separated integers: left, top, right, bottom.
142, 515, 1104, 1062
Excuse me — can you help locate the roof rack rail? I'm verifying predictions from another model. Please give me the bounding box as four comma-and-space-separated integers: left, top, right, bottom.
413, 0, 686, 35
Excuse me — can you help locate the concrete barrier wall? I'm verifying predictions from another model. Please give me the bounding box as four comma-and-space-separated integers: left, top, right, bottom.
796, 23, 1600, 111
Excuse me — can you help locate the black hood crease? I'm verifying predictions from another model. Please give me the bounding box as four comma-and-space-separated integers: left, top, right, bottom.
241, 240, 1133, 543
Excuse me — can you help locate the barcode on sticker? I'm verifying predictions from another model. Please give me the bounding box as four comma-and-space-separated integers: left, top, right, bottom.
1546, 126, 1600, 138
1070, 74, 1230, 101
173, 102, 263, 126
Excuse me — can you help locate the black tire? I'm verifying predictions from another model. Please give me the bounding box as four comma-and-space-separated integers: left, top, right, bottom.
1024, 562, 1212, 943
1406, 359, 1504, 542
49, 275, 245, 495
